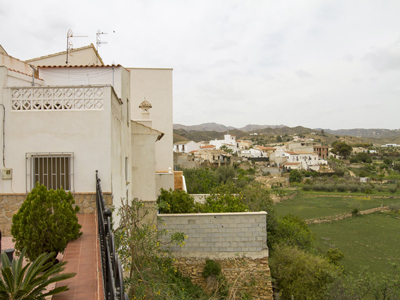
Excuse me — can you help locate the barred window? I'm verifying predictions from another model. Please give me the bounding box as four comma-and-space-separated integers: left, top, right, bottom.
26, 153, 74, 192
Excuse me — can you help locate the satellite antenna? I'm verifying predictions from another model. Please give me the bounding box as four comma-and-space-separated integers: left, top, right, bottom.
66, 29, 88, 64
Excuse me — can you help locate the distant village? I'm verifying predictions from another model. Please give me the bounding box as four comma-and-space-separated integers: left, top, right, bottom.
174, 134, 399, 174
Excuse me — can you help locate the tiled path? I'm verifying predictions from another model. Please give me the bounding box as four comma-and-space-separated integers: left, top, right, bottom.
53, 214, 103, 300
1, 214, 103, 300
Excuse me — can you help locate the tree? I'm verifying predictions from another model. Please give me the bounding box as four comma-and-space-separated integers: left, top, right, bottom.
270, 214, 315, 251
327, 264, 400, 300
182, 168, 218, 194
270, 244, 338, 300
276, 136, 283, 143
215, 166, 236, 184
241, 184, 278, 250
0, 248, 76, 299
220, 145, 233, 154
157, 188, 195, 214
11, 183, 82, 262
331, 141, 353, 158
289, 169, 303, 183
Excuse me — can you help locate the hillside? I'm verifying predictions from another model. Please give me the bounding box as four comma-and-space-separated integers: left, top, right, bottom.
173, 124, 400, 145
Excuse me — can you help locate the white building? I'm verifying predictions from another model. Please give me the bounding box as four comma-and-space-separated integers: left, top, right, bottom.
0, 44, 174, 233
173, 141, 200, 153
240, 149, 264, 158
209, 134, 239, 152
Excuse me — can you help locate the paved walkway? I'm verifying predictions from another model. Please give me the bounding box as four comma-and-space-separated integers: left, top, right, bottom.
1, 214, 103, 300
53, 214, 103, 300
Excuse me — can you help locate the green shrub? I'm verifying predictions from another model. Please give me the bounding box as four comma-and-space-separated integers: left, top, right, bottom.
0, 248, 76, 299
302, 185, 312, 191
348, 184, 359, 193
183, 168, 218, 194
336, 184, 348, 192
202, 259, 221, 278
271, 214, 315, 252
157, 188, 195, 213
388, 185, 397, 194
196, 183, 248, 213
270, 244, 338, 300
388, 203, 400, 213
11, 183, 82, 262
325, 248, 345, 266
351, 208, 360, 217
290, 169, 303, 183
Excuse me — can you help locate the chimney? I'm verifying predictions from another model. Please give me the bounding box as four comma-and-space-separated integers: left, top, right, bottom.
139, 98, 152, 120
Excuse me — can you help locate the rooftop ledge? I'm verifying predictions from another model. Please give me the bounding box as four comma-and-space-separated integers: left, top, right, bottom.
158, 211, 267, 217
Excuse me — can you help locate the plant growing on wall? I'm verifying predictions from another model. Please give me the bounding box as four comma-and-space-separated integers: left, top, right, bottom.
114, 198, 207, 299
11, 183, 82, 262
0, 248, 76, 299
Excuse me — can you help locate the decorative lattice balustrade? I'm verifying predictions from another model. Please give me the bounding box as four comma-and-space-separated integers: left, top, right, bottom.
11, 86, 104, 111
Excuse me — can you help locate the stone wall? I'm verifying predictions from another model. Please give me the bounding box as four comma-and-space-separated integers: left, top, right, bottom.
175, 256, 273, 300
158, 212, 267, 253
0, 194, 25, 236
0, 192, 112, 236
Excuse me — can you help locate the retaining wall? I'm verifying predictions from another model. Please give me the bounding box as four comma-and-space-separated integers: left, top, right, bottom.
0, 192, 112, 236
158, 212, 272, 299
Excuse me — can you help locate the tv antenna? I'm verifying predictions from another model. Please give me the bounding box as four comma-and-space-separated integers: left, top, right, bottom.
66, 29, 88, 64
96, 30, 108, 51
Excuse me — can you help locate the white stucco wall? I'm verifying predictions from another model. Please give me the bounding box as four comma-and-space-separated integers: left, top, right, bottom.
26, 45, 103, 66
129, 68, 173, 172
0, 85, 113, 194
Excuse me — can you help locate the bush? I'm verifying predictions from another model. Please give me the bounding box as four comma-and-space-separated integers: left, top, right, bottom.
157, 188, 195, 213
197, 183, 248, 213
388, 203, 400, 213
11, 183, 82, 262
271, 214, 315, 252
388, 185, 397, 194
351, 208, 360, 217
270, 244, 338, 300
202, 259, 221, 278
325, 248, 345, 266
183, 168, 218, 194
336, 184, 348, 192
115, 198, 206, 299
290, 169, 303, 183
348, 184, 359, 193
302, 185, 312, 191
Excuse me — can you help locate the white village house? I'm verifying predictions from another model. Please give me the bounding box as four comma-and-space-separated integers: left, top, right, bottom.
0, 44, 174, 233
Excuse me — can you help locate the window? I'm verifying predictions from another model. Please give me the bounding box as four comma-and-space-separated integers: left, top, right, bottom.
26, 153, 73, 192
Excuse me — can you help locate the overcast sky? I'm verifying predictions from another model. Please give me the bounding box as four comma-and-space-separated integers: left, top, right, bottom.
1, 0, 400, 130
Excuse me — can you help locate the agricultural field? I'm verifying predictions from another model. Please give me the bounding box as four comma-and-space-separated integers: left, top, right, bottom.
274, 192, 400, 276
309, 212, 400, 275
274, 192, 400, 220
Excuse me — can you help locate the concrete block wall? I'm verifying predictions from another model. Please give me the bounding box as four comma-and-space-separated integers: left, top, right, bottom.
158, 212, 267, 253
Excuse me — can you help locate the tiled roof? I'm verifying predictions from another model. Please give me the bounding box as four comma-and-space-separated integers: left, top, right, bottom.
284, 151, 298, 155
37, 64, 121, 68
201, 145, 215, 149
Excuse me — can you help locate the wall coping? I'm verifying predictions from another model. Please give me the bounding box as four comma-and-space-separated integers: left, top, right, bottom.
158, 211, 267, 217
173, 249, 269, 259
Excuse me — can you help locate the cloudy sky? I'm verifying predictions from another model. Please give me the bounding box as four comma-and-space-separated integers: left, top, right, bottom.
1, 0, 400, 130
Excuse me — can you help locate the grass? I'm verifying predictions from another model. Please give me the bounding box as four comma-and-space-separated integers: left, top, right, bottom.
309, 212, 400, 275
274, 192, 400, 220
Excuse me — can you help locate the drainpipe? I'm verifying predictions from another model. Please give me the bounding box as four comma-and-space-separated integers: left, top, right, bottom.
30, 65, 37, 86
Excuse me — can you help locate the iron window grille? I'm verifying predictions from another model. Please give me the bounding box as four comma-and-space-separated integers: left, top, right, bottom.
26, 152, 74, 193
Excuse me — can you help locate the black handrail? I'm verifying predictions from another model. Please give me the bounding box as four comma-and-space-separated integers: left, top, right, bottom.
96, 170, 128, 300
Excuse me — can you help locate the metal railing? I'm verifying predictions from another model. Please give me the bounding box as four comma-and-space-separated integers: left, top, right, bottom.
96, 170, 128, 300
